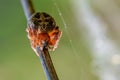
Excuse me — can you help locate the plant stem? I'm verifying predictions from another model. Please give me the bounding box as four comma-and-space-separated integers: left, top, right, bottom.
21, 0, 59, 80
21, 0, 35, 20
36, 46, 59, 80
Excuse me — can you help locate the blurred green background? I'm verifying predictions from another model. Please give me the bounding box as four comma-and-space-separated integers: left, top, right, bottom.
0, 0, 120, 80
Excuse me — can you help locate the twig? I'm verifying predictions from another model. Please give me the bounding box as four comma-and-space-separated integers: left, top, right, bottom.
21, 0, 59, 80
36, 46, 59, 80
21, 0, 35, 20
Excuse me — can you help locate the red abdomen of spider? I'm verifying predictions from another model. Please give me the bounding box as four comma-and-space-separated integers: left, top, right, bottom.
27, 26, 62, 51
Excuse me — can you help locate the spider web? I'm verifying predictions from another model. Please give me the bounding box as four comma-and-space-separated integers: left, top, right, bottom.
50, 0, 120, 80
51, 0, 80, 64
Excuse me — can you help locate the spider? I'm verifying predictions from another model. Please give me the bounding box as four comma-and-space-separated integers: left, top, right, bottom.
26, 12, 62, 56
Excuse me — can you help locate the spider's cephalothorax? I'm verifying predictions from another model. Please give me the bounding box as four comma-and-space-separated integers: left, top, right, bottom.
28, 12, 56, 33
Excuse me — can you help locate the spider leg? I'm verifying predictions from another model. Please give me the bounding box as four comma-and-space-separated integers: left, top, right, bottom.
48, 27, 62, 51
